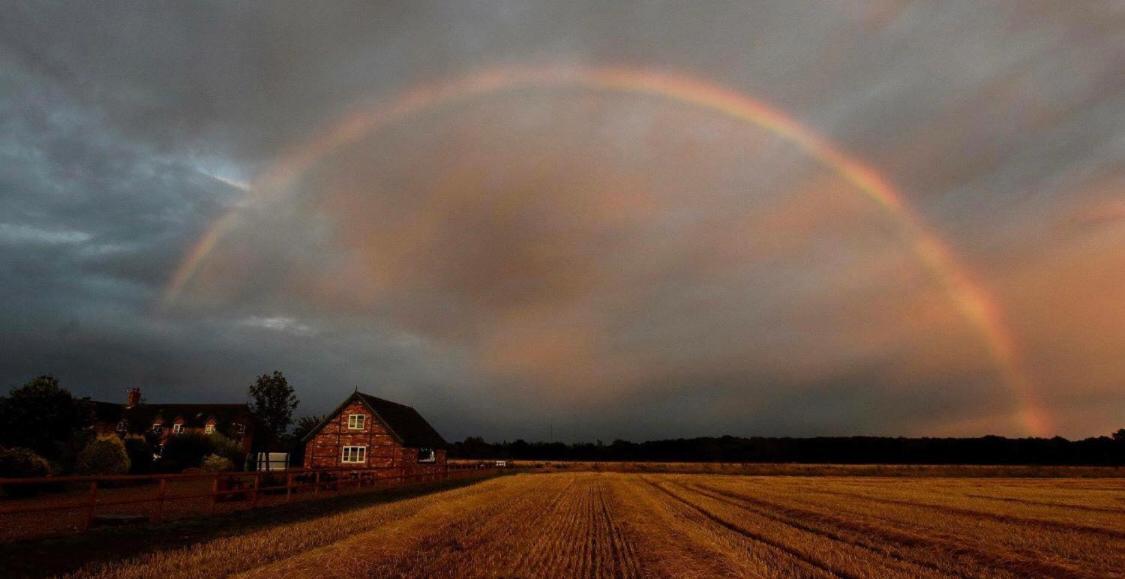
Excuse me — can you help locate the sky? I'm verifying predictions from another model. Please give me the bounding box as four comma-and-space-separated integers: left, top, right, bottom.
1, 1, 1122, 442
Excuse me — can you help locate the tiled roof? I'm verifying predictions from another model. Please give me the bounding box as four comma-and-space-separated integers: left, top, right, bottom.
356, 393, 448, 449
88, 400, 253, 430
303, 391, 448, 449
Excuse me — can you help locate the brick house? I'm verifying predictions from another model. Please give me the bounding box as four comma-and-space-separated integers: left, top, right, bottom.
302, 391, 447, 477
88, 388, 259, 456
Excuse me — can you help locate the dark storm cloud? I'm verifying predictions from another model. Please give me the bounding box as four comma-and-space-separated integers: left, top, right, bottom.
0, 1, 1122, 440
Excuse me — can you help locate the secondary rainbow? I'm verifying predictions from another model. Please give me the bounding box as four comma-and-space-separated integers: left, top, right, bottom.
165, 65, 1052, 436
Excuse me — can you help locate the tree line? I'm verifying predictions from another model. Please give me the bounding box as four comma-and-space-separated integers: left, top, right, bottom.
450, 432, 1125, 465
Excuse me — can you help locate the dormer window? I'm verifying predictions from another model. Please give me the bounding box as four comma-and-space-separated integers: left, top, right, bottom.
172, 423, 184, 434
347, 414, 366, 430
418, 448, 436, 463
204, 423, 215, 434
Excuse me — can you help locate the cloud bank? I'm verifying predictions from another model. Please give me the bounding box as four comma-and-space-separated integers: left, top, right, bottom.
1, 1, 1122, 440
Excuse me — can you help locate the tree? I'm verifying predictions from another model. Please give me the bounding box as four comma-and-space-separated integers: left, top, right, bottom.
76, 436, 130, 475
0, 375, 90, 459
292, 414, 325, 442
248, 371, 298, 439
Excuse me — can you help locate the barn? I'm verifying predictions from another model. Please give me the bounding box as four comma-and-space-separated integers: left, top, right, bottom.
301, 391, 448, 477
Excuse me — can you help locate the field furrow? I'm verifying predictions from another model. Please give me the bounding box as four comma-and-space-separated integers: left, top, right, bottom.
63, 471, 1125, 578
682, 479, 1095, 578
695, 476, 1125, 574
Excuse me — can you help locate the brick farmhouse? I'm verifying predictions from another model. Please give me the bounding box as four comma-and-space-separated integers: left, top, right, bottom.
302, 391, 448, 477
88, 388, 259, 457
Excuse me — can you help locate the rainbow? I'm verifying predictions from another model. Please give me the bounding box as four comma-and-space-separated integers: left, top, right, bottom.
165, 65, 1051, 436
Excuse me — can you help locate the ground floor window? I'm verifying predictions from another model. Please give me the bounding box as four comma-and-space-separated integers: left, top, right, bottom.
418, 447, 436, 463
342, 446, 367, 464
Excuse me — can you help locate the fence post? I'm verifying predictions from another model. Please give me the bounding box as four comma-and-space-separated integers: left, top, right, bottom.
155, 477, 167, 523
285, 472, 293, 503
251, 472, 260, 508
82, 480, 98, 531
210, 475, 219, 515
313, 470, 320, 495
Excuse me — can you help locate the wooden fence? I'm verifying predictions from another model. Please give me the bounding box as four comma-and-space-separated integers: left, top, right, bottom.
0, 463, 500, 541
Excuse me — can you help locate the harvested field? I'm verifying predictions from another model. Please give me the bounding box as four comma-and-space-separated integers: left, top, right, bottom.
56, 472, 1125, 577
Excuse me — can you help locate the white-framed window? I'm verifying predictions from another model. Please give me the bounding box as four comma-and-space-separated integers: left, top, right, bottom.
172, 423, 184, 434
204, 423, 215, 434
232, 422, 246, 435
115, 420, 128, 434
341, 446, 367, 464
152, 423, 163, 434
418, 448, 436, 463
347, 414, 366, 430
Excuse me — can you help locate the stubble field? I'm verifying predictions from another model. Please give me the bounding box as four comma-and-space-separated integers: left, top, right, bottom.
72, 472, 1124, 578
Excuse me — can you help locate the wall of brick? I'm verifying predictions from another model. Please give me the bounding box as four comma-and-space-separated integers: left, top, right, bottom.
303, 400, 448, 477
400, 448, 448, 477
304, 401, 394, 469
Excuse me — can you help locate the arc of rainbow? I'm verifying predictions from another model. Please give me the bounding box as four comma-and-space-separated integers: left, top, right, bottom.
165, 65, 1051, 436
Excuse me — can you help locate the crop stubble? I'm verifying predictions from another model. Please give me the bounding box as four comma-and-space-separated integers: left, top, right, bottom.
75, 472, 1125, 578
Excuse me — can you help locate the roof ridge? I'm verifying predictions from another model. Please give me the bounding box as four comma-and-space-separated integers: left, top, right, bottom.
357, 391, 414, 409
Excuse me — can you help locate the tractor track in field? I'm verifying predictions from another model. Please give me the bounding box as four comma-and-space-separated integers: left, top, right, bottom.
640, 477, 849, 578
680, 479, 1096, 579
806, 487, 1125, 540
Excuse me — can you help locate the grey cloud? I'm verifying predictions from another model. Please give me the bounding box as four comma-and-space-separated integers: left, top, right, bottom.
0, 1, 1122, 441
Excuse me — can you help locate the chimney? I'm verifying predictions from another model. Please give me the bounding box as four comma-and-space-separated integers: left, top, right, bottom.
126, 387, 141, 409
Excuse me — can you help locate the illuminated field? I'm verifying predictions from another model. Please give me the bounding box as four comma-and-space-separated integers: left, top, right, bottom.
72, 472, 1124, 578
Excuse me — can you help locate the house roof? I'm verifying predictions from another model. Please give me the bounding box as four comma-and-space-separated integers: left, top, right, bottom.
88, 400, 253, 429
303, 391, 448, 449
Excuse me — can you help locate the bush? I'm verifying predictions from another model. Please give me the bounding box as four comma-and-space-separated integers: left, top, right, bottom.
157, 432, 212, 472
208, 433, 246, 468
201, 453, 235, 472
0, 446, 51, 497
76, 436, 130, 475
124, 437, 154, 474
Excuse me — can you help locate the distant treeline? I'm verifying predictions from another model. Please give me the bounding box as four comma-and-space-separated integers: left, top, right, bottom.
449, 431, 1125, 465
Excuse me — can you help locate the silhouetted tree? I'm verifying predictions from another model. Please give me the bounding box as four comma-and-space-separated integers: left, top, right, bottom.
0, 375, 90, 458
248, 371, 298, 440
448, 429, 1125, 465
292, 414, 325, 442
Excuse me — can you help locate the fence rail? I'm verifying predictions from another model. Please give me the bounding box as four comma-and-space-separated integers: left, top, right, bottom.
0, 463, 501, 541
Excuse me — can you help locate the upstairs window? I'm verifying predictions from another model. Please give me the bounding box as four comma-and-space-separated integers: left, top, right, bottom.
115, 420, 128, 434
204, 423, 215, 434
232, 422, 246, 435
172, 423, 184, 434
418, 448, 436, 463
152, 423, 163, 434
341, 446, 367, 464
347, 414, 366, 430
